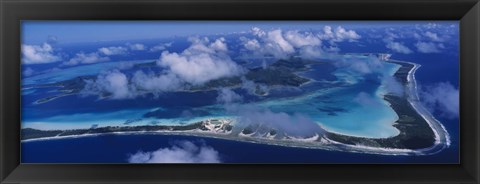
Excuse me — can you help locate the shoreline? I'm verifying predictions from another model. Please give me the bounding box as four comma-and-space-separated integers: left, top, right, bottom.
401, 60, 450, 154
21, 130, 416, 156
324, 60, 449, 154
21, 59, 450, 156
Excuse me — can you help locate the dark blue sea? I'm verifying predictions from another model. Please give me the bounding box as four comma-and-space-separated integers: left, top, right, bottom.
21, 134, 458, 163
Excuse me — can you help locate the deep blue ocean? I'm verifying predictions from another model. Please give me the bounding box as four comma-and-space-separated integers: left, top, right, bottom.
21, 31, 460, 164
21, 134, 458, 163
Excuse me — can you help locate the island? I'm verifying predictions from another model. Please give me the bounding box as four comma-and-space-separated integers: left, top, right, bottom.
21, 55, 450, 156
30, 58, 316, 104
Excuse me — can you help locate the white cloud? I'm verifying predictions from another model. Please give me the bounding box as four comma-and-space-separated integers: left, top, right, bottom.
98, 46, 128, 55
185, 37, 214, 54
319, 26, 361, 44
266, 29, 295, 53
381, 23, 454, 54
149, 42, 173, 52
82, 70, 134, 99
251, 27, 266, 37
383, 27, 430, 54
381, 75, 404, 96
239, 77, 269, 96
334, 26, 361, 41
424, 31, 444, 42
385, 41, 413, 54
21, 43, 61, 64
415, 42, 443, 53
64, 45, 131, 66
420, 82, 459, 119
299, 45, 325, 59
63, 52, 110, 66
384, 30, 400, 41
82, 37, 245, 99
236, 107, 325, 138
244, 27, 332, 59
247, 28, 296, 58
128, 140, 221, 163
242, 38, 261, 51
216, 88, 243, 104
337, 55, 383, 75
424, 23, 439, 29
158, 52, 242, 85
320, 26, 334, 40
128, 43, 147, 51
284, 30, 321, 48
83, 70, 184, 99
209, 37, 228, 52
131, 71, 183, 93
158, 37, 244, 85
346, 60, 373, 74
243, 26, 359, 59
64, 43, 152, 66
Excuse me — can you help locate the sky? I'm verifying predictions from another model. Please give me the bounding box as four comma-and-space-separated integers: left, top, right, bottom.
21, 21, 457, 44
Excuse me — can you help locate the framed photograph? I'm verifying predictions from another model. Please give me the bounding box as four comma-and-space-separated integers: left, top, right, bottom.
1, 0, 479, 183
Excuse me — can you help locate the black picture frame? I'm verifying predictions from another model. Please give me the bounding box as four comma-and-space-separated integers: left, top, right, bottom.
1, 0, 479, 183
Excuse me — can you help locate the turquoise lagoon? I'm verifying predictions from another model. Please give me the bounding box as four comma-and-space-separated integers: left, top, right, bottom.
21, 55, 403, 138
